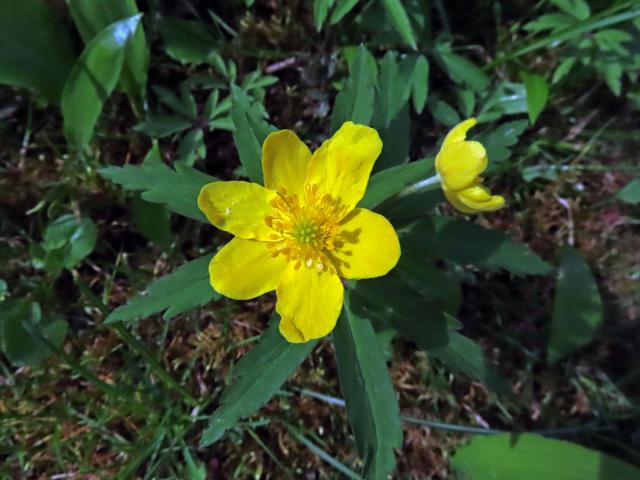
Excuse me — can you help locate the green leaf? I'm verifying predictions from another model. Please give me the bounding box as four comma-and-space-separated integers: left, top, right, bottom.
68, 0, 148, 101
176, 128, 206, 166
62, 14, 141, 148
411, 55, 429, 113
477, 120, 528, 169
381, 0, 417, 50
330, 0, 360, 25
429, 331, 509, 394
523, 13, 576, 33
107, 254, 218, 323
435, 43, 489, 92
132, 195, 172, 250
200, 317, 316, 446
158, 17, 219, 65
331, 45, 377, 132
427, 96, 461, 126
550, 0, 591, 21
359, 159, 431, 210
230, 85, 275, 184
477, 81, 528, 122
452, 434, 640, 480
520, 71, 549, 124
313, 0, 334, 31
602, 62, 623, 96
0, 0, 76, 103
333, 297, 403, 479
0, 300, 68, 367
134, 115, 193, 138
548, 246, 603, 364
616, 178, 640, 204
33, 214, 98, 276
552, 57, 577, 83
99, 155, 216, 222
404, 215, 553, 276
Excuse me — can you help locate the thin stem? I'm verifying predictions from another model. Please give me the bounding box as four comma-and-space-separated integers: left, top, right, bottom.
396, 173, 442, 199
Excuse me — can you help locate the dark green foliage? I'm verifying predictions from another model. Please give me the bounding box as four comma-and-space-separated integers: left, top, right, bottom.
106, 255, 218, 323
200, 318, 317, 446
333, 298, 403, 479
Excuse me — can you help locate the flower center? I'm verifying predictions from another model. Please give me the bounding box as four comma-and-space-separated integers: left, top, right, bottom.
264, 184, 345, 272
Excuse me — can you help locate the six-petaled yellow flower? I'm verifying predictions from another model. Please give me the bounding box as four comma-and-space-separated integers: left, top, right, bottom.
436, 118, 505, 213
198, 122, 401, 343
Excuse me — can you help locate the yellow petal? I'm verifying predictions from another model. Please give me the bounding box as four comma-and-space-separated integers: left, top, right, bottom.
443, 184, 505, 213
442, 117, 477, 148
330, 208, 400, 279
198, 181, 277, 240
457, 185, 505, 212
262, 129, 312, 198
209, 238, 288, 300
276, 265, 344, 343
305, 122, 382, 217
436, 140, 488, 191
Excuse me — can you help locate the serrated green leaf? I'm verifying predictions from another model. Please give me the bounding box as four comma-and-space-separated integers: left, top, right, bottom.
200, 318, 316, 446
452, 434, 640, 480
331, 45, 377, 132
333, 297, 403, 479
548, 246, 603, 364
435, 43, 489, 92
230, 85, 275, 184
134, 115, 193, 138
477, 120, 528, 169
99, 155, 216, 222
381, 0, 417, 49
68, 0, 148, 101
359, 159, 431, 210
62, 14, 141, 147
132, 195, 172, 250
107, 254, 217, 323
520, 70, 549, 124
330, 0, 360, 25
404, 215, 553, 276
616, 178, 640, 204
176, 128, 206, 166
429, 331, 509, 394
0, 0, 76, 103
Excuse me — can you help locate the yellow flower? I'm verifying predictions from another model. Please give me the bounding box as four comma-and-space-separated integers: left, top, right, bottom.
435, 118, 505, 214
198, 122, 401, 343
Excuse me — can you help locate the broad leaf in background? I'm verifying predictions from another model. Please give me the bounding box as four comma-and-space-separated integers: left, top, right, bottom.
550, 0, 591, 21
477, 81, 528, 122
99, 156, 216, 222
452, 434, 640, 480
359, 158, 431, 210
329, 0, 360, 25
106, 255, 217, 323
331, 45, 377, 132
404, 215, 553, 276
0, 0, 76, 103
68, 0, 149, 103
62, 14, 142, 148
158, 17, 220, 66
313, 0, 334, 31
372, 51, 411, 171
435, 41, 490, 92
333, 298, 403, 479
616, 178, 640, 204
410, 55, 429, 113
31, 214, 98, 277
351, 276, 507, 393
381, 0, 418, 50
520, 70, 549, 124
427, 95, 461, 127
548, 246, 603, 364
200, 317, 316, 446
0, 300, 68, 367
230, 85, 275, 183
